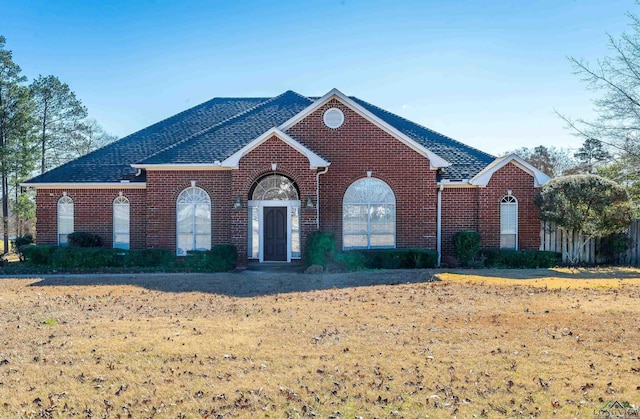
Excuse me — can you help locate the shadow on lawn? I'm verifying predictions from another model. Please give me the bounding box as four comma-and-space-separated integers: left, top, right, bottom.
27, 269, 439, 297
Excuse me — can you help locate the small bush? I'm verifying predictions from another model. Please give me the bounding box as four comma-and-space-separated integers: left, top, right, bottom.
599, 233, 630, 264
305, 231, 336, 267
21, 245, 58, 265
12, 234, 34, 252
480, 249, 560, 268
453, 231, 481, 266
68, 232, 103, 248
185, 244, 237, 272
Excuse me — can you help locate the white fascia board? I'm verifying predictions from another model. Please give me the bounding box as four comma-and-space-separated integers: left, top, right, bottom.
221, 127, 330, 169
469, 154, 551, 187
130, 163, 228, 171
278, 88, 450, 170
21, 182, 147, 189
437, 181, 476, 188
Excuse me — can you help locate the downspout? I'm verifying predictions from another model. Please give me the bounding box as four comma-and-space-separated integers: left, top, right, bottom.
437, 183, 443, 267
316, 166, 329, 230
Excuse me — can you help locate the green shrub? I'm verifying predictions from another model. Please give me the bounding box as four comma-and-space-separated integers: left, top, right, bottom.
305, 231, 336, 267
68, 232, 103, 248
21, 245, 58, 265
333, 251, 367, 271
12, 234, 34, 252
127, 248, 175, 267
51, 247, 125, 269
453, 231, 481, 266
339, 248, 438, 271
599, 233, 631, 264
480, 249, 560, 268
407, 249, 439, 269
185, 244, 237, 272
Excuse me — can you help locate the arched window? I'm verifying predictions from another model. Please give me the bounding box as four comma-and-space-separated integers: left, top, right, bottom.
343, 178, 395, 249
251, 174, 299, 200
113, 195, 130, 249
500, 195, 518, 249
176, 187, 211, 256
57, 195, 74, 246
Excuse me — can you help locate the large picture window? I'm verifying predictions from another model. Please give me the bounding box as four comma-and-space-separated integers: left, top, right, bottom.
57, 195, 74, 246
343, 178, 395, 249
113, 195, 130, 249
176, 186, 211, 256
500, 195, 518, 249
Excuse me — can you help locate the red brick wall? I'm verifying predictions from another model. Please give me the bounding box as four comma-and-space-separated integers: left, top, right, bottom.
286, 98, 438, 250
441, 187, 479, 255
35, 188, 147, 248
231, 136, 318, 262
478, 163, 541, 250
440, 163, 541, 256
145, 170, 232, 250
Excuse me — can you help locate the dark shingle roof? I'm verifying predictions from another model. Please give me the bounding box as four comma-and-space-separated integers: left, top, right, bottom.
350, 97, 496, 180
25, 96, 270, 183
25, 90, 496, 184
141, 91, 313, 164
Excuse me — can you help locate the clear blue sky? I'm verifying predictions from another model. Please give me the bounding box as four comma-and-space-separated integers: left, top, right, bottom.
0, 0, 634, 155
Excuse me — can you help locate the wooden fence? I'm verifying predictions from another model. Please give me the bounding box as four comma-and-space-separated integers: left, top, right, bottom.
540, 218, 640, 266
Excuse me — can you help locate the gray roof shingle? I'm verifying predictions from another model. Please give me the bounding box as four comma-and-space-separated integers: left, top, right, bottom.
350, 97, 495, 181
25, 90, 496, 184
25, 96, 270, 183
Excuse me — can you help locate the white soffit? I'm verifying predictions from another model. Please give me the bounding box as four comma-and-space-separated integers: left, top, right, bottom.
469, 154, 551, 187
279, 88, 450, 170
221, 127, 330, 169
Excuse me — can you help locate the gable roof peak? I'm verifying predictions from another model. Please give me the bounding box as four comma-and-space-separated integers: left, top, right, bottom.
279, 88, 450, 169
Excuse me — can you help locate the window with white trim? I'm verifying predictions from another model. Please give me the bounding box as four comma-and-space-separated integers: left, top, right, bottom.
500, 195, 518, 249
57, 195, 74, 246
343, 178, 395, 249
176, 186, 211, 256
113, 195, 130, 249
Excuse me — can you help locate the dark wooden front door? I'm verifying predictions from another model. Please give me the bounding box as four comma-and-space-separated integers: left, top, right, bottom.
264, 207, 287, 261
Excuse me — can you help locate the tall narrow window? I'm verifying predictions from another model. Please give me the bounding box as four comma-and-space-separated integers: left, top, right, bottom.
113, 195, 130, 249
57, 195, 74, 246
176, 186, 211, 256
343, 178, 395, 249
500, 195, 518, 249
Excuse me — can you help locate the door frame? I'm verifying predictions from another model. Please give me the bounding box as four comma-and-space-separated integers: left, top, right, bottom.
248, 200, 300, 263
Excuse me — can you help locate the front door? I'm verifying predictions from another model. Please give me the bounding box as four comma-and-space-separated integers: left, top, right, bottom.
264, 206, 287, 261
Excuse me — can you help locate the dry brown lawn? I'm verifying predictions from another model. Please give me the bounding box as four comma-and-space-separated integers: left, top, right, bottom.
1, 268, 639, 418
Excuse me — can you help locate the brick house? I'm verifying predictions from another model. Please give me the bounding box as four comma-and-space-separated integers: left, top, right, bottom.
23, 88, 549, 265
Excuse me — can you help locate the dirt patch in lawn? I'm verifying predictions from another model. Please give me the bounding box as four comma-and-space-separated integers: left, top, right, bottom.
1, 268, 639, 417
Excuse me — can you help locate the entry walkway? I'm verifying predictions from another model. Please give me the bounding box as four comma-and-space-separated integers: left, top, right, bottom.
244, 261, 303, 274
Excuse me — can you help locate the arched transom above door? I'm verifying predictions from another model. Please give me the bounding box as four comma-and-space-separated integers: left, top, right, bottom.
251, 174, 299, 201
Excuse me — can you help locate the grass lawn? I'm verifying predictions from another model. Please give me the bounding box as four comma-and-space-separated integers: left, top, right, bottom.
1, 268, 639, 417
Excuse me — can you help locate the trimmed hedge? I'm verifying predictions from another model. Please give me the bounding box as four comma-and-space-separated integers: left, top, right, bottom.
480, 249, 560, 268
336, 248, 438, 271
305, 231, 336, 267
453, 230, 481, 266
185, 244, 238, 272
18, 244, 237, 272
20, 245, 58, 266
68, 232, 104, 248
